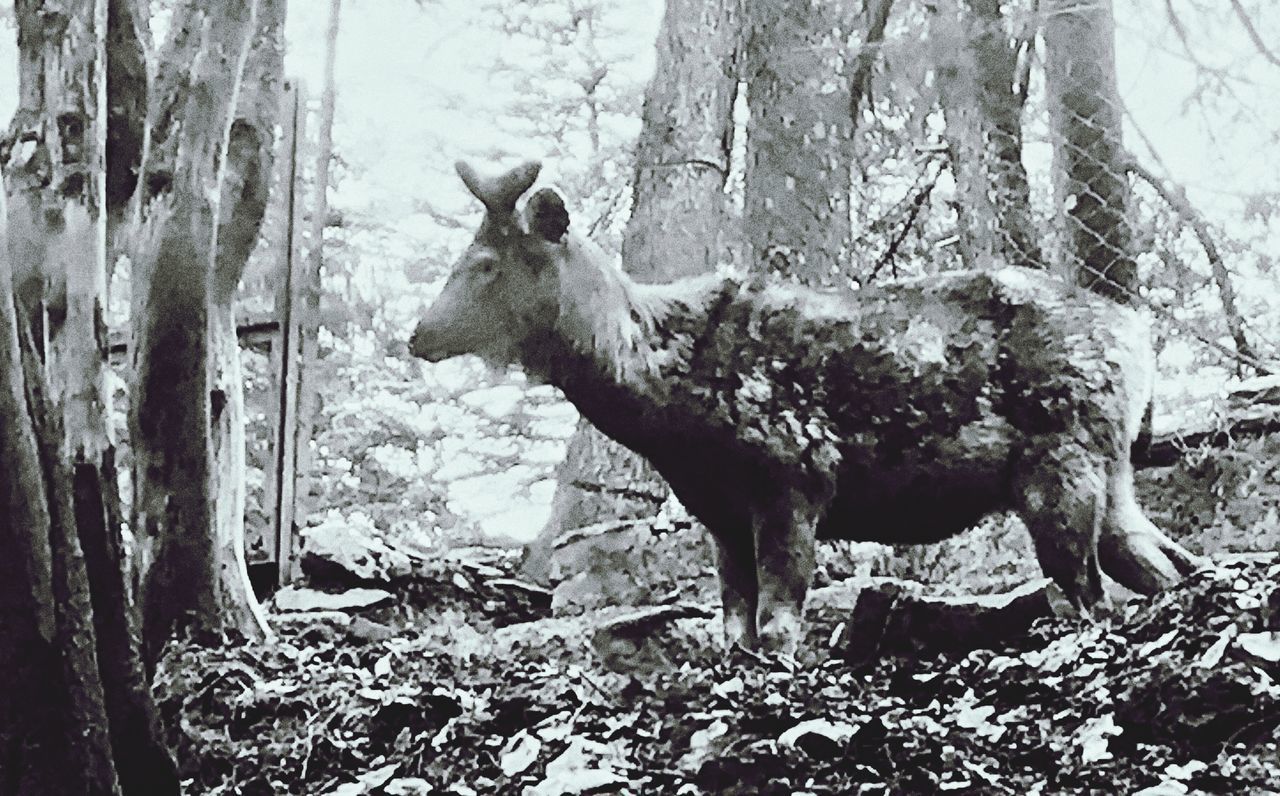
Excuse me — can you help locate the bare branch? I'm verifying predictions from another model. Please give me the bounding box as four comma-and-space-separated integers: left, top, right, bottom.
1228, 0, 1280, 69
1161, 0, 1232, 87
1126, 157, 1268, 376
869, 162, 940, 280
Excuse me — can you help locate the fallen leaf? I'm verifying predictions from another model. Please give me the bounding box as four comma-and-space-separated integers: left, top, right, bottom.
712, 677, 744, 698
527, 737, 629, 795
1138, 629, 1179, 658
323, 763, 400, 796
1164, 760, 1208, 781
1022, 631, 1088, 672
536, 713, 575, 743
1236, 632, 1280, 664
1197, 627, 1237, 668
954, 704, 996, 730
1076, 714, 1121, 763
499, 730, 541, 777
358, 763, 399, 788
691, 719, 729, 748
1131, 782, 1190, 796
384, 778, 431, 796
778, 718, 858, 748
255, 679, 299, 696
679, 719, 730, 772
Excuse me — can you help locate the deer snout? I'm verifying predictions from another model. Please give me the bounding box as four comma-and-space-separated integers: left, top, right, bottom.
408, 320, 450, 362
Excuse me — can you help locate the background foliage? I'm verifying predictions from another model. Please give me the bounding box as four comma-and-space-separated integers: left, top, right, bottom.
260, 0, 1280, 591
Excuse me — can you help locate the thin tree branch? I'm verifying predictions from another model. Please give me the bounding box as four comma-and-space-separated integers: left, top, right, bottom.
1126, 157, 1267, 375
870, 163, 940, 280
1161, 0, 1234, 88
1228, 0, 1280, 69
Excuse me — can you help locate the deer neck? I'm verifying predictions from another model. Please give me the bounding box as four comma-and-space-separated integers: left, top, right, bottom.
514, 239, 653, 378
516, 249, 723, 440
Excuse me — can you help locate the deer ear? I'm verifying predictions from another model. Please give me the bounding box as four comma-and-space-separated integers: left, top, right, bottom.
523, 187, 570, 243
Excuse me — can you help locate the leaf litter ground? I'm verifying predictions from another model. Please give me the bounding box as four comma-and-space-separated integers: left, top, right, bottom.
157, 552, 1280, 795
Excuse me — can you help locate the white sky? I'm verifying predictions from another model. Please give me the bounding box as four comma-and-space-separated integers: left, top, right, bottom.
284, 0, 662, 216
1113, 2, 1280, 202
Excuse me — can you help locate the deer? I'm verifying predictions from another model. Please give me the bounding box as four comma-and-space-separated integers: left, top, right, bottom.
409, 160, 1202, 655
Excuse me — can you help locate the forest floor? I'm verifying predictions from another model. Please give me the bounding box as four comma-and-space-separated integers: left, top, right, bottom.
157, 549, 1280, 795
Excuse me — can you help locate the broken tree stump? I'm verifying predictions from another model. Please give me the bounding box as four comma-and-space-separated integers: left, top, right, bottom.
843, 578, 1054, 667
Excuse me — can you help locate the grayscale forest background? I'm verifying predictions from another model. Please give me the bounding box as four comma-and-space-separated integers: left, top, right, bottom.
246, 0, 1279, 581
0, 0, 1277, 793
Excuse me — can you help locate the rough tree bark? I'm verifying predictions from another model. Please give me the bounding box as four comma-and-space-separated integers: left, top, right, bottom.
128, 0, 264, 663
523, 0, 742, 583
929, 0, 1043, 269
106, 0, 150, 244
0, 194, 116, 796
743, 0, 852, 286
1043, 0, 1136, 302
0, 1, 176, 791
208, 0, 287, 635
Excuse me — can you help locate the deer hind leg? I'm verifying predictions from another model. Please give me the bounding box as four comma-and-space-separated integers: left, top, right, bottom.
1013, 438, 1108, 615
712, 532, 759, 649
1099, 459, 1204, 594
753, 489, 820, 655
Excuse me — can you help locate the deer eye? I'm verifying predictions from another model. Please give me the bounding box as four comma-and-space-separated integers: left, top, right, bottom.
472, 256, 498, 275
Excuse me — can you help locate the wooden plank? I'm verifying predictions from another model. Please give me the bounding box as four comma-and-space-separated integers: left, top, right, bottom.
245, 82, 308, 569
285, 0, 341, 583
269, 79, 308, 584
246, 82, 299, 569
106, 315, 280, 359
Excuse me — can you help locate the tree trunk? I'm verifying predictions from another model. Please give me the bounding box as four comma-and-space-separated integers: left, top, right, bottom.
106, 0, 150, 245
929, 0, 1043, 269
523, 0, 741, 584
129, 0, 262, 664
0, 276, 58, 796
0, 228, 117, 796
849, 0, 895, 120
842, 579, 1054, 667
0, 1, 175, 791
207, 0, 287, 636
1043, 0, 1136, 303
743, 0, 852, 286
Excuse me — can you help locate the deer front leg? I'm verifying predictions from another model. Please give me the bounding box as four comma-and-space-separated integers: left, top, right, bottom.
713, 533, 759, 648
753, 491, 819, 655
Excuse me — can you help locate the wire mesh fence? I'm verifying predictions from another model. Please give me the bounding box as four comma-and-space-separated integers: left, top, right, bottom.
842, 3, 1278, 391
